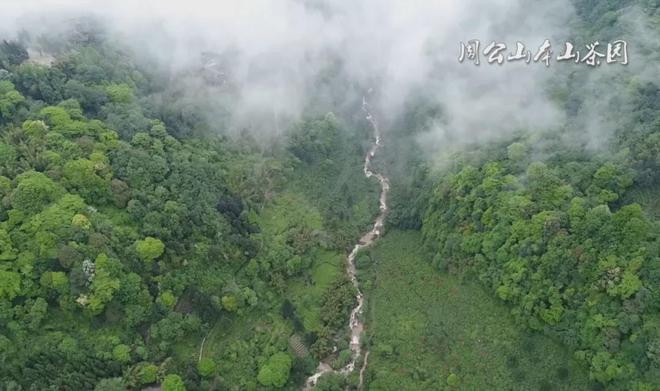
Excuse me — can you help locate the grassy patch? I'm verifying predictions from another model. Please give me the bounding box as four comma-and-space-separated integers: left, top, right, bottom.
362, 230, 594, 391
288, 249, 342, 332
253, 191, 324, 235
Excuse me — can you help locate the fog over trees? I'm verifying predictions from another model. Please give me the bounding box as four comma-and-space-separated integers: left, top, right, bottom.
0, 1, 658, 390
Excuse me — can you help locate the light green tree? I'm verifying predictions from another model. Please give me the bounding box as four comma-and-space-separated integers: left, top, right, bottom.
135, 237, 165, 262
162, 374, 186, 391
257, 352, 292, 388
11, 171, 63, 214
112, 344, 131, 363
197, 357, 216, 378
0, 270, 21, 300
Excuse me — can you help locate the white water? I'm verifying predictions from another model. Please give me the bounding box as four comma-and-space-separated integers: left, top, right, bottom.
303, 95, 390, 390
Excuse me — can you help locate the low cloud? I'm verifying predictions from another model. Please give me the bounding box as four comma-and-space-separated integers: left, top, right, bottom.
4, 0, 643, 158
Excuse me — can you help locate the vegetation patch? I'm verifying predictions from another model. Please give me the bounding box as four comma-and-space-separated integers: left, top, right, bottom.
362, 230, 594, 390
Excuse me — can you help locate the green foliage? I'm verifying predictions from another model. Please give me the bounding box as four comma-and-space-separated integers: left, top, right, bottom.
287, 117, 340, 164
0, 36, 259, 390
0, 144, 17, 175
363, 231, 593, 390
0, 80, 25, 122
446, 373, 459, 386
6, 8, 657, 391
135, 237, 164, 262
62, 158, 110, 203
10, 171, 63, 213
0, 227, 17, 260
22, 119, 49, 138
105, 83, 134, 104
221, 294, 238, 312
40, 271, 68, 292
71, 213, 91, 229
0, 40, 28, 68
257, 352, 292, 388
94, 377, 126, 391
421, 135, 658, 388
86, 253, 121, 315
315, 373, 346, 390
319, 274, 356, 332
506, 142, 527, 162
112, 344, 131, 363
162, 374, 186, 391
158, 290, 176, 309
0, 24, 367, 391
0, 270, 21, 300
12, 63, 65, 103
140, 364, 158, 384
197, 357, 216, 378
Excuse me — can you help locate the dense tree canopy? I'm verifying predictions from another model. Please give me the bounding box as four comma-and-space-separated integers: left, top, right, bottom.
0, 24, 378, 391
1, 1, 658, 390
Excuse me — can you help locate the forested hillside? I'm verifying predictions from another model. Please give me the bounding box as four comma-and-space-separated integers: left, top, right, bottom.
411, 2, 660, 390
0, 26, 379, 390
0, 1, 658, 390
